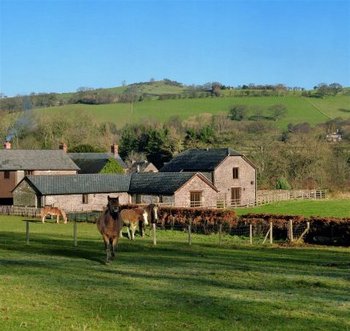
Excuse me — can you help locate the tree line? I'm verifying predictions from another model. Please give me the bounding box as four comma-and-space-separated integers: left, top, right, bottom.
1, 103, 349, 192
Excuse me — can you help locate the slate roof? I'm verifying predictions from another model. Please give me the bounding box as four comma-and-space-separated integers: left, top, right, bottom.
129, 172, 217, 195
0, 150, 79, 171
69, 153, 127, 174
160, 148, 242, 172
24, 174, 131, 195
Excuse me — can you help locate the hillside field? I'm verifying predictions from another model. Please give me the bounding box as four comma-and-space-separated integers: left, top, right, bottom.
37, 95, 350, 129
0, 209, 349, 330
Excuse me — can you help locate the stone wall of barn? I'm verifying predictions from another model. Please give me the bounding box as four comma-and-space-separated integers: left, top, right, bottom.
131, 194, 174, 206
44, 192, 130, 212
13, 180, 38, 207
174, 175, 218, 208
33, 170, 77, 175
214, 156, 256, 206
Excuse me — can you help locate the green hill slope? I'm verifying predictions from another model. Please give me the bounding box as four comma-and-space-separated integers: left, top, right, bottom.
37, 95, 350, 129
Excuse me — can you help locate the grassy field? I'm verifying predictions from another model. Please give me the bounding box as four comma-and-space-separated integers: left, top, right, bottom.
236, 199, 350, 218
36, 95, 350, 129
1, 215, 349, 330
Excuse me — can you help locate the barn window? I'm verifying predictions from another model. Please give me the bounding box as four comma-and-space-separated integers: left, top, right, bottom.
4, 171, 10, 179
82, 194, 89, 204
232, 167, 239, 179
190, 191, 202, 208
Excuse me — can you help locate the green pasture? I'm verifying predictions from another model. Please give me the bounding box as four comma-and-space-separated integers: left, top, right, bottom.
37, 95, 350, 129
0, 215, 349, 331
236, 199, 350, 218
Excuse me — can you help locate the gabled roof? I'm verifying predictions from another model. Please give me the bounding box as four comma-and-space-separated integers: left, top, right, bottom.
0, 150, 79, 171
129, 160, 158, 173
68, 152, 127, 173
22, 174, 131, 195
129, 172, 217, 195
160, 148, 242, 172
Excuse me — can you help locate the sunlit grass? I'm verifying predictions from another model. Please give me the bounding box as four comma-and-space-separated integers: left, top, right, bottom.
1, 216, 349, 330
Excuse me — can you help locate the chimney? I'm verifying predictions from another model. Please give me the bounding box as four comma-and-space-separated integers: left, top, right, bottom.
59, 142, 68, 153
111, 143, 119, 157
3, 141, 11, 149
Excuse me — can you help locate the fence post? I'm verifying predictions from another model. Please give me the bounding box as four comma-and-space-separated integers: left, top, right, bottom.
188, 220, 192, 246
269, 221, 273, 244
219, 223, 222, 246
26, 221, 30, 245
249, 223, 253, 245
288, 219, 294, 243
152, 223, 157, 246
73, 221, 78, 247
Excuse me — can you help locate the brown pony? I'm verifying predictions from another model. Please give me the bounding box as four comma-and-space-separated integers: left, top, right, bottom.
96, 196, 122, 263
119, 207, 148, 240
41, 206, 67, 224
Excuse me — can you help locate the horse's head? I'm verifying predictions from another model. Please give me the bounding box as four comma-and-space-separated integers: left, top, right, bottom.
149, 204, 159, 222
107, 196, 120, 215
142, 210, 149, 225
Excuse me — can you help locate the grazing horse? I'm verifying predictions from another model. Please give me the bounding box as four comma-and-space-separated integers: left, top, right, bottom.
141, 203, 159, 236
96, 196, 121, 263
41, 206, 67, 224
119, 207, 149, 240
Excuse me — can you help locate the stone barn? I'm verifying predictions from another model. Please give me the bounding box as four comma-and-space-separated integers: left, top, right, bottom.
13, 174, 131, 211
160, 148, 257, 207
129, 172, 219, 208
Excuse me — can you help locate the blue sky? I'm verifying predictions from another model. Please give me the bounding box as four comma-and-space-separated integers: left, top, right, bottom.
1, 0, 349, 96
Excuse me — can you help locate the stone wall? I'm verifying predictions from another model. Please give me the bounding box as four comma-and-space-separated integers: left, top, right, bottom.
13, 180, 38, 207
44, 192, 130, 212
174, 175, 218, 208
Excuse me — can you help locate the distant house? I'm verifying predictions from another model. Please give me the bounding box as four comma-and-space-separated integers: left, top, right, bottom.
129, 172, 218, 207
0, 141, 79, 204
160, 148, 256, 207
66, 143, 128, 174
13, 174, 131, 211
128, 160, 158, 173
326, 131, 342, 143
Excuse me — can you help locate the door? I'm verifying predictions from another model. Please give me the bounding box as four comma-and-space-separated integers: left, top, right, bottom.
231, 187, 241, 206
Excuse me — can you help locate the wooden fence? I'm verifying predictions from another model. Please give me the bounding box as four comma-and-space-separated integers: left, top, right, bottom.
0, 205, 42, 218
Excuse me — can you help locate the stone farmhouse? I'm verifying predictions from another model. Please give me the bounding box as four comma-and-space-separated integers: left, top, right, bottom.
13, 172, 218, 211
160, 148, 257, 207
0, 141, 79, 204
128, 160, 158, 174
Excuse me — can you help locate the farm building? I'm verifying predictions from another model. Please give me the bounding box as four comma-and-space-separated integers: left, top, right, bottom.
129, 172, 218, 207
128, 160, 158, 173
160, 148, 256, 207
64, 143, 128, 174
13, 172, 219, 211
13, 174, 131, 211
0, 141, 79, 204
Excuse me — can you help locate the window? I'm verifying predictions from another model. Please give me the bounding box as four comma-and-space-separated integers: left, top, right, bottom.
231, 187, 241, 206
232, 167, 239, 179
82, 194, 89, 204
4, 171, 10, 179
190, 191, 202, 208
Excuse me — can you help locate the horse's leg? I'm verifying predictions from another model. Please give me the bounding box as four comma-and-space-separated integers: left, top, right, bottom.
110, 238, 115, 259
41, 215, 45, 223
126, 226, 131, 240
103, 235, 111, 263
119, 228, 123, 239
57, 215, 59, 224
131, 223, 136, 240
